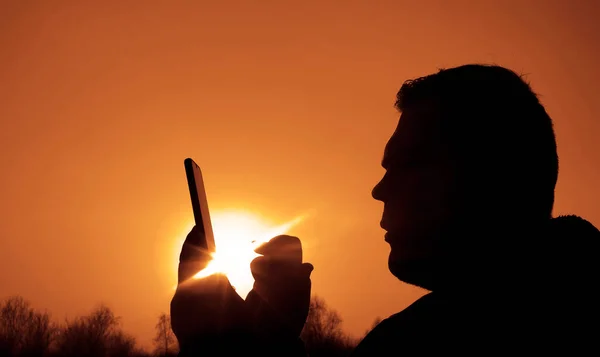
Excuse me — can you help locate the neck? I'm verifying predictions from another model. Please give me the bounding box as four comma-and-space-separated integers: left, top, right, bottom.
433, 215, 551, 294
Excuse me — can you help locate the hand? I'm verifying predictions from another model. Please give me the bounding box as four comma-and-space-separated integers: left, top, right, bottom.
170, 228, 313, 356
245, 235, 314, 343
170, 226, 249, 351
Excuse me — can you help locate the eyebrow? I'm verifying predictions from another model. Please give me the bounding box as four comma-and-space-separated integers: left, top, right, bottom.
382, 141, 435, 170
381, 142, 392, 169
381, 137, 400, 169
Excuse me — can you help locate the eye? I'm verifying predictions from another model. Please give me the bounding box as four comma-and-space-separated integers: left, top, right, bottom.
394, 156, 424, 169
405, 159, 427, 168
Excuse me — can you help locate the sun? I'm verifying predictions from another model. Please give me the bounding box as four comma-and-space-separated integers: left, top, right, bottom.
174, 210, 304, 299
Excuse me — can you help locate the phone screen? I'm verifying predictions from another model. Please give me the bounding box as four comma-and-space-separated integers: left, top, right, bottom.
184, 158, 216, 252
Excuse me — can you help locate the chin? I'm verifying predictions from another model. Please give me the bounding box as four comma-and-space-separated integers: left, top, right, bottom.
388, 256, 436, 291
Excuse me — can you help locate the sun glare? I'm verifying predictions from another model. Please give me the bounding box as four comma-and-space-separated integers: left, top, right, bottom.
174, 210, 304, 299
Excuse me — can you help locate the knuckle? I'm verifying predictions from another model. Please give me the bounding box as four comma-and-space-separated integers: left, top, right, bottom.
250, 256, 266, 270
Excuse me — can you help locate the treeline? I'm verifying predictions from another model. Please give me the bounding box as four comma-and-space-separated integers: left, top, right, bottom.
0, 295, 380, 357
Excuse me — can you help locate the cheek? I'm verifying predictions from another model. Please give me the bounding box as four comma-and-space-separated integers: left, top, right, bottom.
388, 169, 457, 221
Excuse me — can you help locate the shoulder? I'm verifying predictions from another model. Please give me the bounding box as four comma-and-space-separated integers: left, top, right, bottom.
351, 293, 445, 356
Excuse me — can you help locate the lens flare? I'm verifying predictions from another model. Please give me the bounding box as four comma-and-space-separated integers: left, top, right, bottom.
175, 210, 306, 298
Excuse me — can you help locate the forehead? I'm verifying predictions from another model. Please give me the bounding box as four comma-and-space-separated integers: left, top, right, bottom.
382, 107, 446, 167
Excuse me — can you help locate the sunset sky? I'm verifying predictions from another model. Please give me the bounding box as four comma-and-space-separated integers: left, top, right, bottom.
1, 0, 599, 349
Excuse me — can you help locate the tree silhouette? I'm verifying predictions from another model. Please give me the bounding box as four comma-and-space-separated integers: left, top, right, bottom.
152, 313, 177, 357
301, 296, 357, 357
362, 316, 382, 337
54, 304, 137, 357
0, 294, 363, 357
0, 296, 57, 357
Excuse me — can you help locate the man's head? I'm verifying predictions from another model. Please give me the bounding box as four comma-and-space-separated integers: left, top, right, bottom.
372, 64, 559, 291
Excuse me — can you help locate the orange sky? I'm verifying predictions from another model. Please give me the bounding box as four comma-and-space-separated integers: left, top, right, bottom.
1, 0, 599, 349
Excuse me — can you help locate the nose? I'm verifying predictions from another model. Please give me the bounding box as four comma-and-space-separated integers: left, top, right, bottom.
372, 178, 385, 202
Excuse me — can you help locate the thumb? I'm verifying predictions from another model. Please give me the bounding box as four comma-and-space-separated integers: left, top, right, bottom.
178, 226, 212, 284
255, 235, 303, 264
299, 262, 314, 279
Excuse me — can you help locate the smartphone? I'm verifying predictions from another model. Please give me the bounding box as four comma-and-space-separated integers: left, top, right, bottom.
184, 158, 216, 252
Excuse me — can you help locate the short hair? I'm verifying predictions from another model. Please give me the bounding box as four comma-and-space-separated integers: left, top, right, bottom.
395, 64, 558, 217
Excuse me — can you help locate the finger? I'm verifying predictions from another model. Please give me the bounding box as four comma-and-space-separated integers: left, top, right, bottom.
300, 262, 314, 277
250, 256, 273, 281
178, 226, 212, 284
254, 235, 303, 264
248, 258, 313, 330
250, 256, 314, 282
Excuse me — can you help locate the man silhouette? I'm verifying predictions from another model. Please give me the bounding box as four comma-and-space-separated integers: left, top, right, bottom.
170, 64, 599, 356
